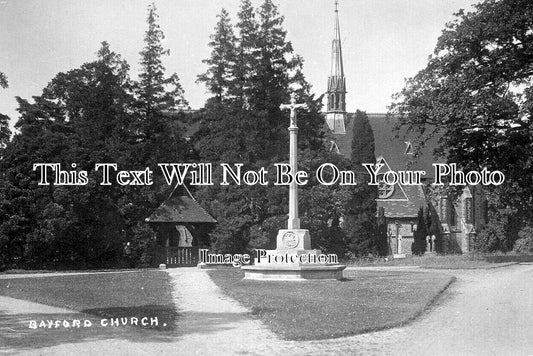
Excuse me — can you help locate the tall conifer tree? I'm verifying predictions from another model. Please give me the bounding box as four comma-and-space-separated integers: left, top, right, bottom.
135, 3, 187, 114
232, 0, 258, 106
195, 0, 334, 254
343, 110, 380, 256
197, 9, 236, 102
134, 3, 188, 168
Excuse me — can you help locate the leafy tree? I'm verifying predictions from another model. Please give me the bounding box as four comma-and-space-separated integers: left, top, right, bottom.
389, 0, 533, 223
474, 206, 522, 252
513, 224, 533, 254
343, 110, 379, 256
0, 43, 139, 269
197, 8, 237, 102
0, 42, 178, 269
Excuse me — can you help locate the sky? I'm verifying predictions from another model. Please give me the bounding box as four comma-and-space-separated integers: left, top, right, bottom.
0, 0, 479, 131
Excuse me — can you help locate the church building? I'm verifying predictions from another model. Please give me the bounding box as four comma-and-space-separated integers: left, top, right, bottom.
324, 1, 487, 255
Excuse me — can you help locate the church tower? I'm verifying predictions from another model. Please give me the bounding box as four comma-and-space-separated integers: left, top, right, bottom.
326, 0, 347, 134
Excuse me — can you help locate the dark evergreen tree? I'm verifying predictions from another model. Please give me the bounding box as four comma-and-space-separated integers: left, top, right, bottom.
231, 0, 258, 106
133, 3, 189, 169
195, 0, 343, 255
135, 3, 187, 114
197, 8, 237, 102
412, 207, 428, 255
376, 207, 389, 256
0, 43, 139, 269
343, 110, 379, 256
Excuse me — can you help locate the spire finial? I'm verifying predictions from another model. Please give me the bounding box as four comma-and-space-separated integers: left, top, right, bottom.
334, 0, 338, 12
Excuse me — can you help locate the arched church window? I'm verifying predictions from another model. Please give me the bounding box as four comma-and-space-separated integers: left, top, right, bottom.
377, 174, 395, 199
450, 205, 457, 227
465, 197, 473, 224
335, 93, 340, 110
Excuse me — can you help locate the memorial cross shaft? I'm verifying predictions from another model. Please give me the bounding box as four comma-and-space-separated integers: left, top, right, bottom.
280, 93, 308, 230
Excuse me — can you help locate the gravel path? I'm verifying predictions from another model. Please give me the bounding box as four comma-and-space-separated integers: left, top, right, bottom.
166, 267, 283, 355
2, 264, 533, 355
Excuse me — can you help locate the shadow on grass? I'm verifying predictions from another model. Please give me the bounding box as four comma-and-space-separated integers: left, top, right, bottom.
0, 306, 178, 351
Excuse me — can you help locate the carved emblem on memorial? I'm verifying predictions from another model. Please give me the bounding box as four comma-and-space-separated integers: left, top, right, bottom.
282, 231, 299, 249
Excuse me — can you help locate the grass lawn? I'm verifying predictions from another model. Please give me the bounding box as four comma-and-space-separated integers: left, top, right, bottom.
0, 270, 176, 329
0, 270, 177, 350
347, 253, 533, 269
208, 268, 454, 341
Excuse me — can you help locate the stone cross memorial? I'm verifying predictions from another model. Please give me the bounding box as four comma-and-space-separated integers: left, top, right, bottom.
278, 93, 310, 245
242, 93, 346, 280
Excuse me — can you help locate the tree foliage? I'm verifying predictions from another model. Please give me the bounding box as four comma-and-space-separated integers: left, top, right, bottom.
0, 44, 136, 268
342, 111, 381, 256
0, 72, 7, 89
197, 8, 236, 102
0, 4, 192, 269
390, 0, 533, 221
195, 0, 348, 255
135, 3, 187, 114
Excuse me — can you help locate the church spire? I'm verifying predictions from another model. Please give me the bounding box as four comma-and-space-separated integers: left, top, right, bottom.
331, 0, 344, 78
326, 0, 347, 134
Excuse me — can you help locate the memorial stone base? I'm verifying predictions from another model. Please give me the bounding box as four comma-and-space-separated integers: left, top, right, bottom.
242, 229, 346, 280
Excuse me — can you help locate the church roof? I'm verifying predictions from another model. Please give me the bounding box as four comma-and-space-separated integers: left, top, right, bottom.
370, 114, 442, 178
379, 185, 428, 219
330, 113, 441, 177
146, 186, 217, 224
327, 112, 441, 219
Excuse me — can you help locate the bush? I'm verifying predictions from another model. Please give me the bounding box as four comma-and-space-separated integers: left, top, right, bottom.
130, 224, 157, 268
513, 225, 533, 254
474, 209, 519, 253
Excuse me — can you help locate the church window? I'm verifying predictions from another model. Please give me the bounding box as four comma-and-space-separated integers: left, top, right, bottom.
440, 198, 447, 220
329, 140, 340, 154
450, 205, 457, 227
377, 174, 395, 199
404, 141, 414, 155
465, 197, 473, 224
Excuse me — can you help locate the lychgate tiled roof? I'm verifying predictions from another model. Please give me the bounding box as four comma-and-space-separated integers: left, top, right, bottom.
146, 187, 216, 224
